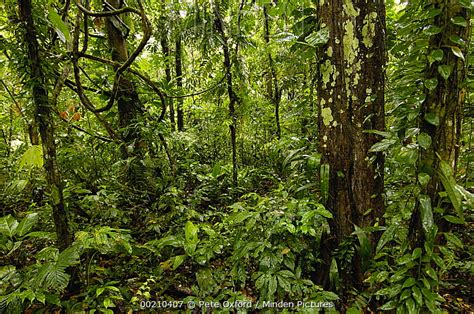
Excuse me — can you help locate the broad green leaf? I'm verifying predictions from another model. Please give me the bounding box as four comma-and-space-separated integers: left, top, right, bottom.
184, 221, 199, 255
458, 0, 472, 9
376, 224, 397, 254
432, 254, 446, 269
451, 46, 465, 60
419, 195, 434, 236
425, 267, 438, 281
412, 247, 422, 259
424, 78, 438, 90
19, 145, 43, 169
451, 16, 467, 27
268, 275, 277, 297
417, 133, 432, 149
228, 212, 253, 224
57, 245, 80, 267
369, 139, 397, 152
171, 255, 187, 270
305, 27, 329, 46
17, 213, 39, 237
47, 8, 71, 43
418, 173, 430, 187
0, 215, 19, 238
402, 277, 416, 288
428, 49, 444, 62
424, 25, 442, 36
438, 65, 453, 80
424, 113, 440, 126
438, 160, 462, 213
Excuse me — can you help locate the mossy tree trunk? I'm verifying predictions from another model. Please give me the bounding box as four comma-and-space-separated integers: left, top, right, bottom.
315, 0, 386, 288
18, 0, 73, 251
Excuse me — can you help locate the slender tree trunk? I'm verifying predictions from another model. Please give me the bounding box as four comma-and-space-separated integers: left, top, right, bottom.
214, 2, 238, 190
316, 0, 386, 288
18, 0, 73, 251
175, 36, 184, 131
263, 5, 281, 140
160, 2, 175, 131
104, 0, 145, 186
410, 0, 471, 245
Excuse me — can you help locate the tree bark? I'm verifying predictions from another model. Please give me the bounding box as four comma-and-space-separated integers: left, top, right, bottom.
175, 36, 184, 131
316, 0, 386, 288
214, 1, 238, 190
410, 0, 471, 246
263, 5, 281, 140
18, 0, 73, 251
104, 0, 145, 186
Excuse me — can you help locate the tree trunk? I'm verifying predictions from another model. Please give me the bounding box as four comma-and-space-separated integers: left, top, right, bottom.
410, 0, 470, 246
104, 0, 145, 186
214, 2, 238, 190
175, 36, 184, 131
316, 0, 386, 288
160, 2, 175, 131
263, 5, 281, 140
18, 0, 73, 251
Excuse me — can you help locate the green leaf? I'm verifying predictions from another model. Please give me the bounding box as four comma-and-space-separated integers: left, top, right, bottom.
424, 113, 440, 126
184, 221, 199, 255
419, 195, 434, 236
438, 160, 462, 213
320, 164, 330, 203
268, 275, 277, 297
305, 27, 329, 46
17, 213, 39, 237
376, 225, 397, 254
451, 46, 465, 60
171, 255, 187, 270
57, 245, 80, 267
432, 254, 446, 269
443, 215, 465, 224
412, 247, 422, 259
451, 16, 467, 27
0, 215, 19, 238
402, 277, 416, 288
429, 49, 444, 62
369, 139, 397, 152
444, 233, 463, 248
438, 65, 453, 80
405, 298, 416, 314
412, 286, 423, 306
418, 173, 430, 187
19, 145, 43, 169
424, 78, 438, 90
458, 0, 472, 9
47, 8, 71, 43
379, 300, 397, 310
424, 25, 442, 36
425, 267, 438, 281
353, 225, 371, 271
449, 35, 465, 46
417, 133, 432, 149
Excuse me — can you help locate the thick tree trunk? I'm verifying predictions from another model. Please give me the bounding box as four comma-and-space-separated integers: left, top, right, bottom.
18, 0, 73, 251
104, 0, 145, 186
410, 0, 470, 245
316, 0, 386, 288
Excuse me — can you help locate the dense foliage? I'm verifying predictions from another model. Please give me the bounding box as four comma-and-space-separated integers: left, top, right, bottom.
0, 0, 472, 312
